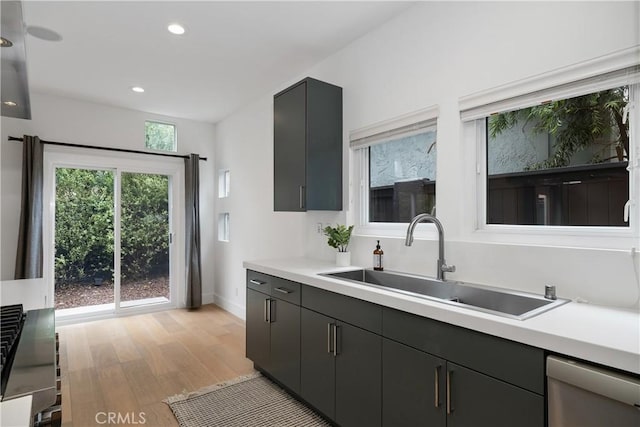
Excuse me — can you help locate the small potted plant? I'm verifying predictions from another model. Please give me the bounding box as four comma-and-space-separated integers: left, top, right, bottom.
323, 224, 354, 266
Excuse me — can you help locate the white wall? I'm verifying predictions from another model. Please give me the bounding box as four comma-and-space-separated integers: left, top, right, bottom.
213, 96, 306, 317
1, 92, 216, 305
215, 1, 640, 316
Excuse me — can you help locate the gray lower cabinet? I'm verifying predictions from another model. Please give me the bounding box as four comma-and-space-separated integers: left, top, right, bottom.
446, 362, 543, 427
246, 287, 301, 393
382, 337, 544, 427
301, 307, 382, 427
382, 338, 446, 427
247, 270, 545, 427
246, 288, 270, 369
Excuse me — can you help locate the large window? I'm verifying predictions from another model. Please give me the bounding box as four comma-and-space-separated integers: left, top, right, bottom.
460, 55, 639, 242
486, 87, 630, 227
145, 120, 177, 152
352, 107, 438, 227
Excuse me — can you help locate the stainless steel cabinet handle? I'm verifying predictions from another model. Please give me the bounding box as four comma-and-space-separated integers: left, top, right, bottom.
299, 186, 305, 209
250, 279, 266, 286
264, 299, 268, 322
267, 299, 273, 323
446, 370, 453, 415
434, 366, 441, 408
274, 287, 292, 294
327, 323, 332, 353
332, 324, 338, 357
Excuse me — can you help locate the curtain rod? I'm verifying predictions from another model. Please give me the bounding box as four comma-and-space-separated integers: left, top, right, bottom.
7, 136, 207, 161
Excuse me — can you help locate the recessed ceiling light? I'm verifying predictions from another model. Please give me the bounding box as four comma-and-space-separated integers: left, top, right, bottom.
167, 23, 185, 35
131, 86, 145, 93
3, 101, 17, 106
0, 37, 13, 47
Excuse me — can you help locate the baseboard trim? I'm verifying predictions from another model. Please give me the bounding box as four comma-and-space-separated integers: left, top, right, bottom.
213, 293, 245, 320
202, 292, 215, 305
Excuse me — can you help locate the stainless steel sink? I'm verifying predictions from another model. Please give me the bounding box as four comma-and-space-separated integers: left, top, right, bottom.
321, 269, 569, 320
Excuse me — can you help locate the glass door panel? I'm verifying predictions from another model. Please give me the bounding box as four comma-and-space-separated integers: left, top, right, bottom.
119, 172, 171, 307
54, 168, 115, 312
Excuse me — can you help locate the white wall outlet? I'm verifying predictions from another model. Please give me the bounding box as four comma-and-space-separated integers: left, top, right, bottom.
317, 223, 323, 234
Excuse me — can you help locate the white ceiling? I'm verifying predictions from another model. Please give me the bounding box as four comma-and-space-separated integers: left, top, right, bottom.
22, 1, 415, 123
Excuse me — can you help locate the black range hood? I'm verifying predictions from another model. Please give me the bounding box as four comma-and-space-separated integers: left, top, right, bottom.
1, 0, 31, 120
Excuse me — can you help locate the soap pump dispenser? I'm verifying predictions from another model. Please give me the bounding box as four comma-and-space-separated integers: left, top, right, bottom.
373, 240, 384, 271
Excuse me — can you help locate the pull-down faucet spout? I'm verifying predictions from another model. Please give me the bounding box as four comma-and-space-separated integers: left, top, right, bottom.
405, 213, 455, 281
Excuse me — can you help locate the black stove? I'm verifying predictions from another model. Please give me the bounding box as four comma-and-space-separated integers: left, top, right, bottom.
0, 304, 26, 398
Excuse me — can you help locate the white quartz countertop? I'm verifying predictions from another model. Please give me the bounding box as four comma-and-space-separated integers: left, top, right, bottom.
243, 257, 640, 375
0, 395, 32, 427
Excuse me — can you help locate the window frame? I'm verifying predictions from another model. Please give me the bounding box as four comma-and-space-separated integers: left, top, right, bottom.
351, 106, 440, 240
460, 47, 640, 249
145, 120, 178, 153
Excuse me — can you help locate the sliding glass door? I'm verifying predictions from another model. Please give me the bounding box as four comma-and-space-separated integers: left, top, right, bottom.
51, 159, 178, 318
119, 172, 171, 308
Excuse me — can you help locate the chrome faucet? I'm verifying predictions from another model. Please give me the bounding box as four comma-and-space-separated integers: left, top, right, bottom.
405, 213, 456, 281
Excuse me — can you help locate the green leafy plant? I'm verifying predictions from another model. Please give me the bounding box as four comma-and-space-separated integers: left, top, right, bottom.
489, 87, 628, 170
323, 224, 354, 252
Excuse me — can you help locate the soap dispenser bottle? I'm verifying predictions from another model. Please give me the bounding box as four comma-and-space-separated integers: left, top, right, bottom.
373, 240, 384, 271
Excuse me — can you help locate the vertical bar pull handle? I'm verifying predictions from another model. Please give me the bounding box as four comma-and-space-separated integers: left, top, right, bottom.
299, 186, 305, 209
434, 365, 441, 408
446, 370, 453, 415
264, 299, 268, 322
327, 323, 332, 353
332, 324, 338, 357
268, 299, 274, 323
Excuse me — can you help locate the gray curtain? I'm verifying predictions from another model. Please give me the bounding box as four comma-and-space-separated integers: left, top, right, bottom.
185, 153, 202, 308
15, 135, 44, 279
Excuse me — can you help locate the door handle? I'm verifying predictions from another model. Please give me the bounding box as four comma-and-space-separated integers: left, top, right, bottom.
264, 299, 269, 322
267, 299, 274, 323
327, 323, 332, 353
434, 365, 441, 408
274, 287, 292, 294
446, 369, 453, 415
299, 185, 305, 209
332, 324, 338, 357
250, 279, 266, 286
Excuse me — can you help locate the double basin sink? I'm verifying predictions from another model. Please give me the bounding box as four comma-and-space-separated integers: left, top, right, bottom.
322, 268, 569, 320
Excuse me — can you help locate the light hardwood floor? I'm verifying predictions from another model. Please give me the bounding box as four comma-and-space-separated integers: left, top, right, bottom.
58, 304, 255, 427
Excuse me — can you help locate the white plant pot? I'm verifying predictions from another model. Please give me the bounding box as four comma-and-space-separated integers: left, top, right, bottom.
336, 251, 351, 267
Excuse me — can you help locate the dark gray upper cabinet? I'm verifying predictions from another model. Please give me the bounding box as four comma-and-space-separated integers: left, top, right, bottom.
274, 77, 343, 211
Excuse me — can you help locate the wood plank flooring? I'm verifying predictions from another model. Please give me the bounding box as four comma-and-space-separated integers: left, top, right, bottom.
57, 304, 255, 427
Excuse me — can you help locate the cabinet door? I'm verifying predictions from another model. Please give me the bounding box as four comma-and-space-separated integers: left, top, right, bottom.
382, 338, 446, 427
446, 362, 544, 427
335, 321, 382, 427
269, 298, 300, 394
246, 288, 270, 370
274, 81, 306, 211
300, 308, 335, 419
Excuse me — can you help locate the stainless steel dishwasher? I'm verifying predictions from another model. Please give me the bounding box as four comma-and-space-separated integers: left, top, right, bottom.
547, 356, 640, 427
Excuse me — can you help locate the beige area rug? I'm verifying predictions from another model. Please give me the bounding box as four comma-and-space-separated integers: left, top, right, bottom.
164, 373, 331, 427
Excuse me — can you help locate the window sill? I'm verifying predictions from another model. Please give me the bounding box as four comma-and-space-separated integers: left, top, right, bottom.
467, 225, 637, 251
354, 222, 440, 241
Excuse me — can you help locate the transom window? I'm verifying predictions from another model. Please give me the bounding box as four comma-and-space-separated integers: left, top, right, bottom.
145, 121, 177, 152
